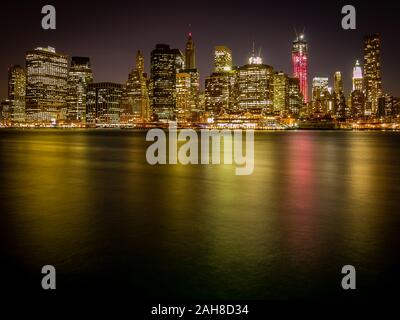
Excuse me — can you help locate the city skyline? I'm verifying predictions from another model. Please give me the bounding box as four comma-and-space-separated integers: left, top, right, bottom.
1, 32, 397, 127
1, 0, 400, 100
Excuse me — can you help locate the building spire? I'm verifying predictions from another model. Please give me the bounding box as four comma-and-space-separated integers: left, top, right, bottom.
136, 50, 144, 74
249, 42, 262, 65
185, 30, 195, 69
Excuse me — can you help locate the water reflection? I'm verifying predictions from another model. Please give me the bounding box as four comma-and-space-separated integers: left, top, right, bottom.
0, 130, 399, 298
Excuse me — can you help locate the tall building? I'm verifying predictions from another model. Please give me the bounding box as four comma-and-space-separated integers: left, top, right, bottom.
351, 60, 365, 118
185, 33, 196, 69
333, 71, 343, 94
273, 72, 288, 113
205, 46, 236, 115
312, 77, 331, 113
333, 71, 347, 117
25, 46, 68, 123
312, 77, 329, 101
150, 44, 184, 121
179, 33, 200, 122
86, 82, 123, 125
176, 72, 192, 124
67, 57, 93, 123
377, 94, 395, 118
287, 77, 303, 116
351, 90, 365, 118
364, 34, 382, 114
236, 49, 274, 114
352, 60, 363, 91
292, 34, 308, 103
121, 51, 150, 122
214, 46, 233, 72
8, 65, 26, 123
205, 71, 236, 115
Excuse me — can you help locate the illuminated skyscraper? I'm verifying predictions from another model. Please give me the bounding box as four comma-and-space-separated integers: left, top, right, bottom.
86, 82, 123, 125
333, 71, 347, 117
364, 34, 382, 114
150, 44, 184, 121
185, 33, 196, 69
179, 33, 200, 122
67, 57, 93, 123
214, 46, 232, 72
287, 77, 303, 115
312, 77, 331, 113
25, 46, 68, 123
176, 72, 192, 124
350, 60, 365, 118
205, 46, 235, 115
312, 77, 329, 101
236, 49, 274, 113
292, 34, 308, 102
352, 60, 363, 91
205, 72, 236, 115
333, 71, 343, 94
351, 90, 365, 119
121, 51, 150, 122
273, 72, 288, 113
378, 94, 395, 117
8, 65, 26, 123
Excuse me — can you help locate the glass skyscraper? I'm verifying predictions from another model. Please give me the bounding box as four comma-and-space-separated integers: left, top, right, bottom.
292, 34, 308, 103
364, 34, 382, 115
150, 44, 184, 121
67, 57, 93, 123
25, 46, 68, 123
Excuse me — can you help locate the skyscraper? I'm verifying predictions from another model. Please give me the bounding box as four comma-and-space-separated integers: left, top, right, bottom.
25, 46, 68, 123
214, 46, 233, 72
351, 60, 365, 118
312, 77, 329, 101
351, 90, 365, 119
67, 57, 93, 123
205, 46, 236, 115
273, 72, 288, 114
185, 33, 196, 69
205, 72, 236, 115
8, 65, 26, 123
287, 77, 303, 116
312, 77, 331, 113
179, 33, 200, 122
364, 34, 382, 114
150, 44, 184, 121
292, 34, 308, 103
86, 82, 123, 125
333, 71, 347, 117
121, 51, 150, 123
236, 49, 274, 114
333, 71, 343, 94
352, 60, 363, 91
176, 72, 192, 124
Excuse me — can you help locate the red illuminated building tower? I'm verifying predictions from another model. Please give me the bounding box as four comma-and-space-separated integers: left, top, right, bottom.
292, 33, 308, 103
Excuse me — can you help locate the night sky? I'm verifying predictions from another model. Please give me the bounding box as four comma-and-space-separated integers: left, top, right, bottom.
1, 0, 399, 99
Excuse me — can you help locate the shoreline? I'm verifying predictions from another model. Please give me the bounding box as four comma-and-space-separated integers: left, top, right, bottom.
1, 127, 400, 132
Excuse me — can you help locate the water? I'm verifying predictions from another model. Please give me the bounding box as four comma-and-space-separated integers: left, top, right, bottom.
0, 129, 399, 299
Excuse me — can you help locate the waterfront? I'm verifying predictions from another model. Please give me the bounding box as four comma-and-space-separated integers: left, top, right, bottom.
0, 130, 399, 299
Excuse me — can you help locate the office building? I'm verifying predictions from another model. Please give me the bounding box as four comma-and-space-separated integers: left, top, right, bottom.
25, 46, 68, 123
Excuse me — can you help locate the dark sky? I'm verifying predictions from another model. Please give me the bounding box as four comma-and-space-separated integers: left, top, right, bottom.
1, 0, 399, 99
